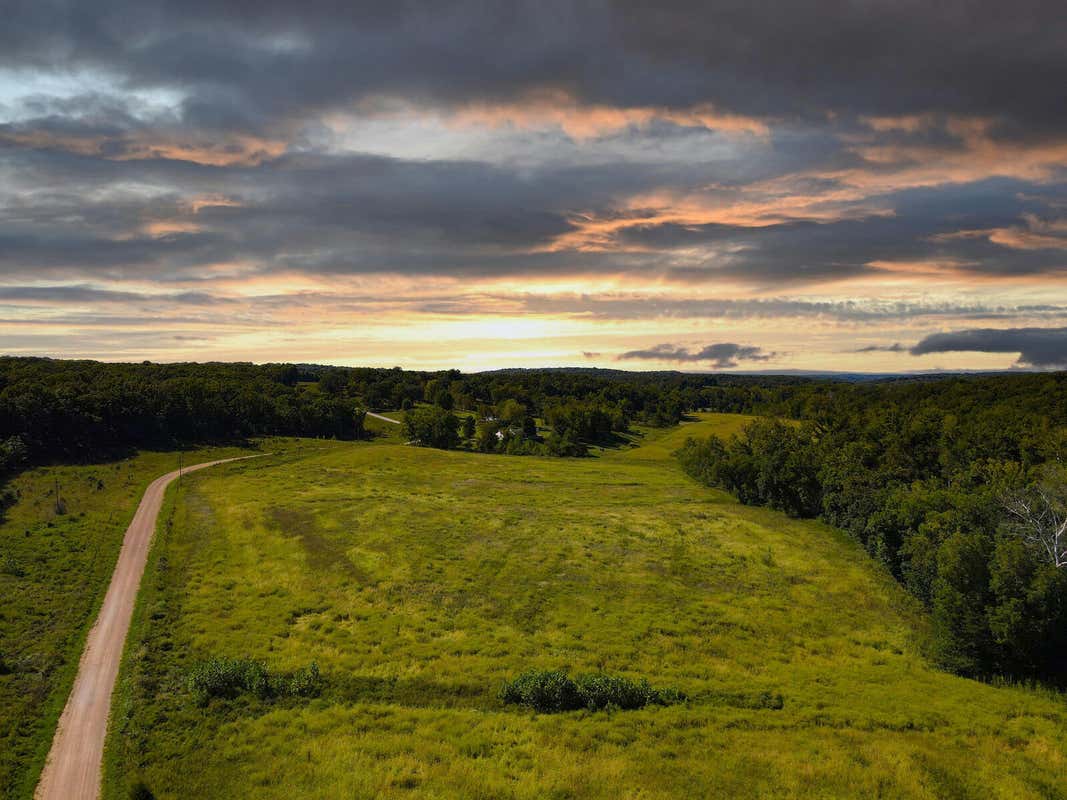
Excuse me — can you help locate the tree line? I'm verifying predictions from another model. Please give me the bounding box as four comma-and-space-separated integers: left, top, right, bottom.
676, 372, 1067, 682
0, 358, 368, 474
0, 359, 811, 479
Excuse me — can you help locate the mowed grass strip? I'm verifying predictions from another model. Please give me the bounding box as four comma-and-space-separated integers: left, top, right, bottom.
105, 416, 1067, 799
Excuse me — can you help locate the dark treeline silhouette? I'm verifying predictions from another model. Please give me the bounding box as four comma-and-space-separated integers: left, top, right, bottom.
0, 359, 810, 476
677, 372, 1067, 683
0, 359, 367, 473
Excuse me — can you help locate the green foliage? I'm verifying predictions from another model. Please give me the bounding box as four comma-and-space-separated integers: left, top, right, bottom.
676, 376, 1067, 682
403, 406, 461, 449
543, 398, 622, 445
572, 672, 684, 711
187, 657, 272, 703
0, 436, 28, 474
677, 420, 821, 517
186, 657, 323, 705
930, 533, 993, 676
498, 670, 583, 712
498, 670, 684, 712
285, 662, 324, 697
0, 358, 367, 471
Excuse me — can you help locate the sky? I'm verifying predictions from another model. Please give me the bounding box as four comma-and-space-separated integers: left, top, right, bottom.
1, 1, 1066, 372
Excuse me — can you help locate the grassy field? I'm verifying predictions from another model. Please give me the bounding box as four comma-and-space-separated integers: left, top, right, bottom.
0, 444, 261, 799
85, 414, 1067, 798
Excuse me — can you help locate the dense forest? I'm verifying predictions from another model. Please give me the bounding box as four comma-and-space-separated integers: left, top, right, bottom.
0, 358, 808, 474
677, 372, 1067, 683
2, 357, 1066, 683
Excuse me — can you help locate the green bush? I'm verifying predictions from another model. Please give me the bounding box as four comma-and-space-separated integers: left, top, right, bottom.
187, 657, 271, 703
499, 670, 583, 712
575, 673, 661, 710
286, 661, 323, 697
186, 657, 323, 705
499, 670, 685, 713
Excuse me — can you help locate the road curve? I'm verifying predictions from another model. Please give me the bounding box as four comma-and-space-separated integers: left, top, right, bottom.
34, 455, 263, 800
365, 411, 401, 425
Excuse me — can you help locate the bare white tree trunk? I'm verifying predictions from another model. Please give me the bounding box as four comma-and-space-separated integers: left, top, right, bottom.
1003, 482, 1067, 568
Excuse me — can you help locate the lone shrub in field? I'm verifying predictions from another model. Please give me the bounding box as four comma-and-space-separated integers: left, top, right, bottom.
187, 658, 271, 704
499, 670, 583, 712
186, 657, 322, 705
499, 670, 685, 713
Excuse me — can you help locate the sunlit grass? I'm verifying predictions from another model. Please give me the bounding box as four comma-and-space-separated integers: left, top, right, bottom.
103, 416, 1066, 799
0, 444, 260, 799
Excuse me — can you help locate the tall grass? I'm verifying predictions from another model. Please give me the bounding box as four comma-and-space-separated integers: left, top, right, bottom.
101, 416, 1067, 799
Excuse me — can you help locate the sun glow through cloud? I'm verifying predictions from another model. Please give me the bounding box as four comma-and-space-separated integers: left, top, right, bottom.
1, 2, 1067, 372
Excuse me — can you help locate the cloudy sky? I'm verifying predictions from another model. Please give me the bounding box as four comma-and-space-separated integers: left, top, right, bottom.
2, 0, 1067, 371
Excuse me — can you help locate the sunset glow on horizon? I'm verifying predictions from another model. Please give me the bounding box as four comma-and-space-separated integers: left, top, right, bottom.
2, 2, 1067, 372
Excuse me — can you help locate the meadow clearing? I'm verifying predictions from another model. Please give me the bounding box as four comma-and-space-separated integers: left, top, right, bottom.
0, 444, 258, 799
87, 414, 1067, 799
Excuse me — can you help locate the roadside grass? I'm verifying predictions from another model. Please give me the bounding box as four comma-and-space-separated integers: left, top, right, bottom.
102, 413, 1067, 799
0, 443, 265, 800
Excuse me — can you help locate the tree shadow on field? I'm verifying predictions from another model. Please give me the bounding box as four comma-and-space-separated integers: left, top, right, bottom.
328, 673, 493, 709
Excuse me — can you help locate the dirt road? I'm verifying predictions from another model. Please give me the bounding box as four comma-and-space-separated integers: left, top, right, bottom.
366, 411, 401, 424
34, 455, 262, 800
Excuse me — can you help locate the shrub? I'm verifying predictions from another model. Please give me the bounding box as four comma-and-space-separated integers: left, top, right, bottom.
187, 657, 271, 704
755, 691, 785, 709
499, 670, 583, 712
129, 780, 155, 800
286, 661, 323, 697
574, 673, 660, 710
185, 657, 323, 704
499, 670, 685, 713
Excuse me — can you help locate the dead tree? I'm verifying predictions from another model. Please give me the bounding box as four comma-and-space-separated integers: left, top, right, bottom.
1002, 476, 1067, 569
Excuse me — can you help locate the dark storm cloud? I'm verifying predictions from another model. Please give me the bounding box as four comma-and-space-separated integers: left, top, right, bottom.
910, 327, 1067, 367
0, 147, 717, 279
5, 144, 1067, 289
618, 342, 774, 368
4, 140, 1065, 285
1, 0, 1066, 296
618, 180, 1067, 283
3, 1, 1066, 133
